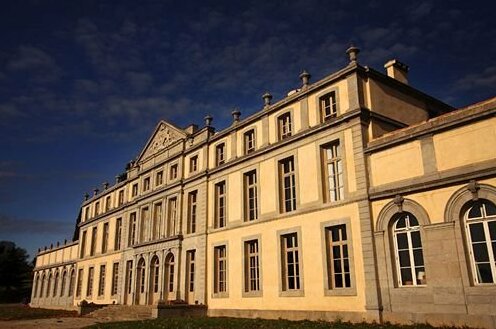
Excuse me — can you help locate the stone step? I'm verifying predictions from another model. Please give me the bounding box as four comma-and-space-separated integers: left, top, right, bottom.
87, 305, 153, 320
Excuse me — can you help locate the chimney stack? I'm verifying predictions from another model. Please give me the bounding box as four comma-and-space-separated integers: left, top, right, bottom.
384, 59, 409, 84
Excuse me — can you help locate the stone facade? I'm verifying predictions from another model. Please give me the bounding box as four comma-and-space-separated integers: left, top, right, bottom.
31, 48, 496, 328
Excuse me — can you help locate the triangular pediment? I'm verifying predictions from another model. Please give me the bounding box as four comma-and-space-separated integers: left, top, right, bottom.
137, 121, 187, 162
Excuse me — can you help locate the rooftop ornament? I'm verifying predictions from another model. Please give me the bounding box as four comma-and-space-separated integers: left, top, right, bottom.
299, 70, 311, 88
346, 45, 360, 64
231, 108, 241, 124
204, 114, 213, 127
262, 92, 272, 109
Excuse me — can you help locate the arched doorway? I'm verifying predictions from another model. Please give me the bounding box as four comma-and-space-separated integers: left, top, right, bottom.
149, 256, 160, 305
135, 258, 146, 305
164, 253, 175, 301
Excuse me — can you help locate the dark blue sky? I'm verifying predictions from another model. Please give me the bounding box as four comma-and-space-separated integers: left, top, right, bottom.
0, 0, 494, 259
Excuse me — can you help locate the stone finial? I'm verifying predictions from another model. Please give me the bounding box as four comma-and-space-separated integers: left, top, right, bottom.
115, 175, 120, 184
262, 92, 272, 108
93, 188, 99, 196
393, 194, 404, 213
50, 243, 53, 249
231, 108, 241, 124
56, 241, 60, 247
204, 115, 213, 127
84, 193, 89, 201
299, 70, 311, 88
468, 180, 480, 201
38, 248, 41, 252
346, 45, 360, 64
103, 181, 109, 190
64, 239, 67, 245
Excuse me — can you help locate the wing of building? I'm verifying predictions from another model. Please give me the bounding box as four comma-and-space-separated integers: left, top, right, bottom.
30, 48, 496, 328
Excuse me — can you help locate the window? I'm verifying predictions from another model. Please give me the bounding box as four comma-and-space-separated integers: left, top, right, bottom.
94, 201, 100, 216
98, 265, 106, 296
85, 206, 90, 220
156, 170, 163, 186
279, 157, 296, 212
320, 91, 337, 121
215, 181, 226, 228
190, 156, 198, 173
214, 245, 227, 293
80, 231, 87, 258
68, 269, 75, 297
90, 227, 97, 256
244, 129, 256, 154
118, 190, 124, 206
114, 218, 122, 251
140, 207, 150, 243
323, 141, 343, 202
281, 233, 300, 291
464, 199, 496, 284
105, 195, 111, 211
102, 223, 109, 253
244, 240, 260, 292
87, 267, 94, 297
151, 256, 159, 293
244, 170, 258, 221
76, 269, 83, 297
278, 112, 292, 140
325, 224, 352, 289
152, 202, 162, 240
170, 163, 178, 180
46, 273, 51, 297
40, 274, 45, 298
126, 261, 133, 294
137, 258, 145, 294
60, 271, 67, 297
392, 213, 426, 286
187, 191, 197, 234
167, 198, 177, 237
143, 177, 151, 192
111, 263, 119, 295
187, 250, 195, 292
128, 212, 137, 246
132, 183, 138, 197
216, 143, 226, 166
166, 254, 175, 292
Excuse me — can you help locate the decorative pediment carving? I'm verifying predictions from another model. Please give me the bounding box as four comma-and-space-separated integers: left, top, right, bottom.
139, 122, 186, 161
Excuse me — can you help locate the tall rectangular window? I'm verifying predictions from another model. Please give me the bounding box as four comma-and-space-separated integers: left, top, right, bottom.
90, 227, 97, 256
98, 265, 106, 296
118, 190, 124, 206
187, 250, 195, 292
140, 207, 149, 243
105, 195, 111, 211
126, 261, 133, 294
87, 267, 94, 297
76, 269, 83, 297
278, 112, 292, 140
214, 245, 227, 293
216, 143, 226, 166
244, 170, 258, 221
281, 233, 300, 291
128, 212, 137, 246
153, 202, 162, 240
132, 183, 138, 197
187, 191, 197, 234
323, 141, 343, 202
85, 206, 90, 220
244, 129, 255, 154
102, 222, 109, 253
320, 91, 337, 121
170, 164, 178, 180
167, 198, 177, 237
190, 156, 198, 173
111, 263, 119, 295
215, 181, 226, 228
143, 177, 151, 192
80, 231, 87, 258
94, 201, 100, 216
244, 240, 260, 292
114, 218, 122, 251
279, 157, 296, 212
156, 170, 163, 186
326, 224, 351, 289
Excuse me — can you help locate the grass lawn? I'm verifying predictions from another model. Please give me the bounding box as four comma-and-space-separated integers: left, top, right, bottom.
0, 303, 78, 320
86, 317, 447, 329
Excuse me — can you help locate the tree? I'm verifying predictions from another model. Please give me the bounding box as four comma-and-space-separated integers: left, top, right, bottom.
0, 241, 33, 303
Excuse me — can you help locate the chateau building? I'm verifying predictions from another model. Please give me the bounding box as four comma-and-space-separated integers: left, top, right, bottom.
30, 47, 496, 328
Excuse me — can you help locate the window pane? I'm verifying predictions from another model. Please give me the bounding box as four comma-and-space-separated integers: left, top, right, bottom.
334, 274, 343, 288
477, 263, 494, 283
470, 223, 486, 242
332, 246, 341, 259
489, 221, 496, 240
411, 231, 422, 248
413, 249, 424, 266
473, 243, 490, 262
396, 233, 408, 250
408, 215, 419, 227
399, 250, 411, 267
344, 273, 351, 288
484, 201, 496, 216
395, 216, 406, 228
468, 202, 483, 218
343, 245, 348, 258
343, 259, 350, 272
400, 268, 413, 285
333, 259, 342, 273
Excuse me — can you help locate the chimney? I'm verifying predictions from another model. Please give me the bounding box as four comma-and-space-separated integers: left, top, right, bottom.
384, 59, 409, 84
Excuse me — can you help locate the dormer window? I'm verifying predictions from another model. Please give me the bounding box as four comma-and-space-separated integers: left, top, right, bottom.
105, 196, 111, 211
320, 91, 337, 122
216, 143, 226, 166
94, 201, 100, 216
278, 113, 292, 140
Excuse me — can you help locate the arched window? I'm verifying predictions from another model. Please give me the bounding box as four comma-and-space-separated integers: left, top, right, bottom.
60, 270, 67, 297
46, 273, 52, 297
40, 274, 45, 298
150, 256, 160, 293
392, 213, 426, 286
68, 269, 75, 297
137, 258, 146, 294
165, 253, 175, 293
464, 199, 496, 284
53, 271, 59, 297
